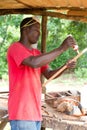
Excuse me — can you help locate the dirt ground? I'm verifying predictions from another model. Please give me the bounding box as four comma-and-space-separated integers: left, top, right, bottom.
0, 72, 86, 94
46, 73, 86, 93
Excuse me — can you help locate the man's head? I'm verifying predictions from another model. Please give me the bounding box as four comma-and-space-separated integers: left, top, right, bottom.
20, 17, 40, 29
20, 16, 40, 44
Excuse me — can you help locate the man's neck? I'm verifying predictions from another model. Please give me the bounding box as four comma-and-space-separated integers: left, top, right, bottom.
19, 39, 33, 50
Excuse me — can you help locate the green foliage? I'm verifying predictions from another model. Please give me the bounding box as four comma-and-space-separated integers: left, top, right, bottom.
0, 15, 87, 79
75, 67, 87, 78
45, 17, 87, 72
47, 17, 65, 49
0, 15, 23, 78
64, 21, 87, 50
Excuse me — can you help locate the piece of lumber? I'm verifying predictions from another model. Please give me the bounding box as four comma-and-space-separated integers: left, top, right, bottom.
42, 48, 87, 87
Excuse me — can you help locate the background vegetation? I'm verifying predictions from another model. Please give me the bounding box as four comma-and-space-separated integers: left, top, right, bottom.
0, 14, 87, 79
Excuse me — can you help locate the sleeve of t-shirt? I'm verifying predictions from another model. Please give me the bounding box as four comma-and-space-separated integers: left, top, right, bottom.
8, 43, 32, 66
41, 64, 49, 73
35, 49, 49, 73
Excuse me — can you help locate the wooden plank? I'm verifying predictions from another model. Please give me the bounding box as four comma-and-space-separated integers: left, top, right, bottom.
0, 121, 8, 130
0, 110, 7, 119
67, 10, 87, 16
0, 9, 87, 23
65, 0, 82, 7
42, 116, 87, 130
14, 0, 69, 7
0, 91, 8, 94
16, 0, 87, 8
0, 0, 27, 9
0, 0, 87, 10
81, 0, 87, 8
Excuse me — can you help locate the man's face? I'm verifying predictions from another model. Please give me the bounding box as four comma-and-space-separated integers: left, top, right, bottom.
26, 23, 40, 44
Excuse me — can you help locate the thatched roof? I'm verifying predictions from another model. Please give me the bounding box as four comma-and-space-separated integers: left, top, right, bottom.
1, 0, 87, 22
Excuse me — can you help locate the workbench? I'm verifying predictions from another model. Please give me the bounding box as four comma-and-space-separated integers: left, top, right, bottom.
41, 103, 87, 130
0, 92, 87, 130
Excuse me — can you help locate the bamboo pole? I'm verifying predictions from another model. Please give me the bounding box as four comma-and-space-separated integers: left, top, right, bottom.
42, 48, 87, 87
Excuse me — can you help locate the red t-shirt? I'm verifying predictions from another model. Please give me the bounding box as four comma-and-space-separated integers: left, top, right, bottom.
7, 42, 48, 121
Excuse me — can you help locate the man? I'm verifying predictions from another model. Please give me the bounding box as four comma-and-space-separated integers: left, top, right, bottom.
7, 16, 77, 130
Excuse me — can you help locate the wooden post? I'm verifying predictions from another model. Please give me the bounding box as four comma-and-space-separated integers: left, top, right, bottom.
41, 15, 47, 130
41, 15, 47, 94
0, 121, 8, 130
41, 15, 47, 53
41, 127, 45, 130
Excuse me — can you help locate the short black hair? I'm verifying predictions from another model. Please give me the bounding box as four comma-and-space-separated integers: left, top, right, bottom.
20, 17, 32, 28
20, 17, 40, 30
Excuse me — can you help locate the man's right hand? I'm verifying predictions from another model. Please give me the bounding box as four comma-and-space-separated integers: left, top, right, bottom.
66, 59, 76, 69
61, 35, 77, 51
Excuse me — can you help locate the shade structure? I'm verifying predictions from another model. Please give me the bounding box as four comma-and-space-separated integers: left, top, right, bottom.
0, 0, 87, 22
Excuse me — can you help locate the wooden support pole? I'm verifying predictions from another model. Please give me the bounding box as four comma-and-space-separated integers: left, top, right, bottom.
0, 121, 8, 130
41, 16, 47, 94
41, 15, 47, 53
41, 16, 47, 130
41, 127, 45, 130
0, 114, 8, 130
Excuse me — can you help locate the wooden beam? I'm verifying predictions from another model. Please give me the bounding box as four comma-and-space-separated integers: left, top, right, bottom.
0, 91, 8, 94
0, 0, 27, 9
67, 10, 87, 16
0, 9, 87, 23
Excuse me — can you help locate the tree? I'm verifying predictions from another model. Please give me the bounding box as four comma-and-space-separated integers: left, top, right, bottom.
0, 15, 87, 79
0, 15, 23, 79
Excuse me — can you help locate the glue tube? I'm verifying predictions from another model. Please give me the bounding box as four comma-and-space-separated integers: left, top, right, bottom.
73, 45, 79, 54
68, 34, 79, 54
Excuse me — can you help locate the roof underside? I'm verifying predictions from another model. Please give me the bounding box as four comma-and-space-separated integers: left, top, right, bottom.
1, 0, 87, 22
